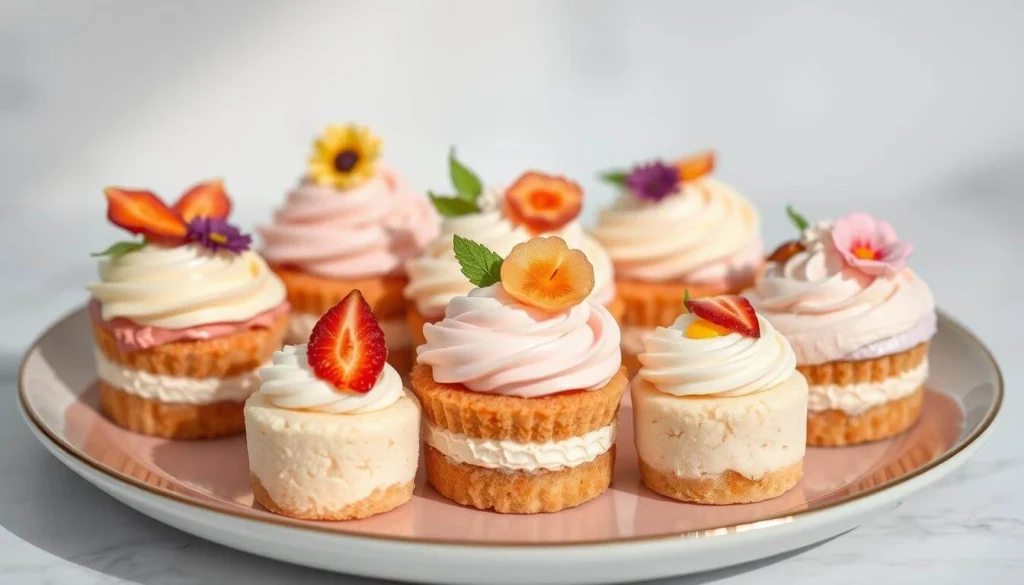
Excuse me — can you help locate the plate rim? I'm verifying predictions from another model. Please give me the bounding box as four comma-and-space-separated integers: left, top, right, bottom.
18, 305, 1004, 548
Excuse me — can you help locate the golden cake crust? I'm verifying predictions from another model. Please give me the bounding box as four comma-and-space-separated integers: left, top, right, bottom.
91, 311, 288, 378
425, 444, 615, 514
797, 343, 928, 385
272, 265, 408, 319
99, 381, 245, 439
807, 386, 924, 446
252, 474, 414, 520
639, 459, 803, 505
616, 276, 756, 329
410, 365, 628, 442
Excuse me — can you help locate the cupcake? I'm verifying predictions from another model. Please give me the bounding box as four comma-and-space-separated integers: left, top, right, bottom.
591, 152, 764, 368
88, 181, 289, 439
746, 209, 935, 446
404, 149, 619, 345
245, 290, 420, 520
258, 124, 439, 373
632, 295, 807, 504
412, 236, 626, 514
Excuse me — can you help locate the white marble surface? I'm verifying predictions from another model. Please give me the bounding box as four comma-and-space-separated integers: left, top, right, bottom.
2, 1, 1022, 583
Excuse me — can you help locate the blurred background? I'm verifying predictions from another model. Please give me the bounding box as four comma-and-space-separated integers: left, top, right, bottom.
2, 0, 1022, 352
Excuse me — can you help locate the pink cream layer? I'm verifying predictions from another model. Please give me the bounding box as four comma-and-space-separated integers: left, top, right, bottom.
89, 299, 290, 352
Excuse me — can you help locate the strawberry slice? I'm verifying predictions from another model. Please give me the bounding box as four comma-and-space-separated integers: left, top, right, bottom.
103, 187, 189, 243
307, 290, 388, 393
677, 150, 716, 181
767, 240, 806, 264
172, 179, 232, 222
685, 295, 761, 338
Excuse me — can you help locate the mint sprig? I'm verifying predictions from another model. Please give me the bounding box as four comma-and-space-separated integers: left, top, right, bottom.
91, 240, 146, 258
786, 205, 809, 232
429, 147, 484, 217
599, 169, 628, 188
452, 234, 503, 288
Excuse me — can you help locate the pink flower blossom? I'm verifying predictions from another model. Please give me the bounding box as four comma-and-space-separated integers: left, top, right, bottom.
830, 212, 912, 276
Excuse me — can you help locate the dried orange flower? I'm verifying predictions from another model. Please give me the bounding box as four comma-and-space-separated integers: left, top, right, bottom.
676, 150, 716, 182
504, 172, 583, 234
500, 236, 595, 312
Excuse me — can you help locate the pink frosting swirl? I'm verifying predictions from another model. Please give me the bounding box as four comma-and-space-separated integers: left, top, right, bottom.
416, 285, 622, 397
258, 166, 439, 279
746, 224, 935, 365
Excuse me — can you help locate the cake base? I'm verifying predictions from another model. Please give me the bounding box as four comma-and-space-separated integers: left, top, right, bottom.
252, 474, 414, 521
639, 459, 803, 505
807, 386, 925, 446
425, 444, 615, 514
99, 381, 245, 439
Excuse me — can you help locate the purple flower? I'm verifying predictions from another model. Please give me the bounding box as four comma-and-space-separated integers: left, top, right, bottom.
187, 217, 252, 253
626, 161, 679, 202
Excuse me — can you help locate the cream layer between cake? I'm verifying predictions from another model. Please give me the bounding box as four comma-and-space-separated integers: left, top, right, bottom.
423, 422, 617, 472
94, 349, 262, 404
244, 390, 420, 515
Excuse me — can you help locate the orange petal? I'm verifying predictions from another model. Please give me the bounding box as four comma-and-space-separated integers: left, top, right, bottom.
500, 236, 595, 312
505, 171, 583, 234
766, 240, 805, 264
172, 178, 231, 222
676, 150, 716, 181
103, 187, 188, 242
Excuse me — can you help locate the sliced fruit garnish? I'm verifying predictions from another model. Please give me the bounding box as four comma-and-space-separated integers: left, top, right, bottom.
684, 295, 761, 338
103, 187, 188, 243
767, 240, 806, 264
676, 150, 716, 182
306, 290, 387, 393
684, 318, 733, 339
172, 179, 231, 222
500, 236, 594, 312
504, 171, 583, 234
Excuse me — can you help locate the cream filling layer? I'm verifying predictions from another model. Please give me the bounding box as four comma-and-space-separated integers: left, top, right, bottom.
423, 422, 617, 472
287, 313, 411, 350
94, 349, 260, 404
808, 359, 928, 415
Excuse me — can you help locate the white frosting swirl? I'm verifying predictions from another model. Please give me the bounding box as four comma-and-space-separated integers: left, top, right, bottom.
404, 187, 615, 318
638, 313, 797, 397
417, 285, 622, 397
88, 244, 286, 329
591, 178, 762, 284
258, 345, 404, 414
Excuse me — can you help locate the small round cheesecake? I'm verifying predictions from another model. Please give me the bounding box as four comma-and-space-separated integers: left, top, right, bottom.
245, 387, 419, 520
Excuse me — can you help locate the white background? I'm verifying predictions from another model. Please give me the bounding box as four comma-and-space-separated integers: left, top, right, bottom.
1, 1, 1022, 583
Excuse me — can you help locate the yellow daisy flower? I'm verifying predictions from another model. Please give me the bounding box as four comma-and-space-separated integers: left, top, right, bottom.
307, 124, 382, 189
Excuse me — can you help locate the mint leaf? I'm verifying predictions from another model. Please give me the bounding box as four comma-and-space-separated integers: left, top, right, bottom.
91, 240, 146, 258
599, 170, 628, 187
449, 147, 482, 202
429, 192, 479, 217
786, 205, 809, 232
452, 234, 503, 288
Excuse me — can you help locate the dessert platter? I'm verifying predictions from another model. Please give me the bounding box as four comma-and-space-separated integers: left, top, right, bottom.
19, 127, 1002, 584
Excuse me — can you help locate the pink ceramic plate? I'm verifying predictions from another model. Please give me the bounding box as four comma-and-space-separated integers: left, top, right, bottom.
19, 307, 1002, 584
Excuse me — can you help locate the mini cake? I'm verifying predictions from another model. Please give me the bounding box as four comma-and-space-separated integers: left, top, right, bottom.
258, 124, 439, 373
633, 295, 807, 504
591, 153, 763, 369
245, 290, 420, 520
404, 149, 619, 345
747, 209, 936, 446
88, 181, 289, 439
412, 236, 626, 514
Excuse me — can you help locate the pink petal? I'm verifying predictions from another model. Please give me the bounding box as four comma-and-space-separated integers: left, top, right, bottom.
830, 212, 912, 277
